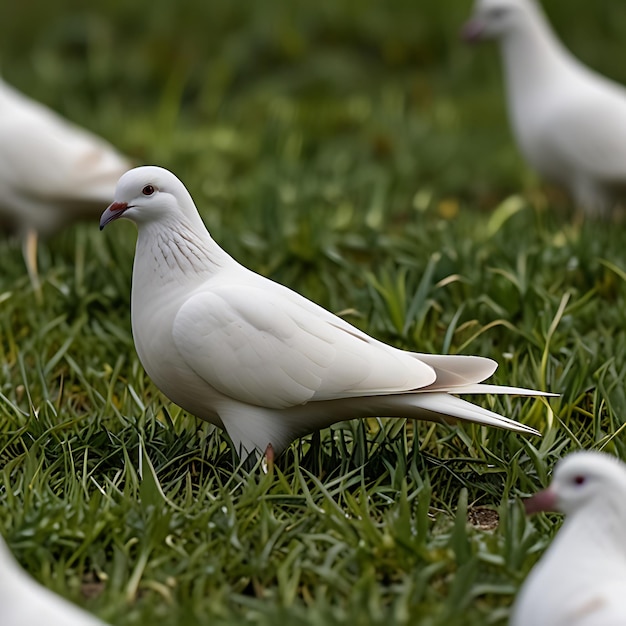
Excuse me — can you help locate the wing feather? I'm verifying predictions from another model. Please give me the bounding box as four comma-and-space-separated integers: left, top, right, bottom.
172, 286, 438, 409
0, 80, 127, 207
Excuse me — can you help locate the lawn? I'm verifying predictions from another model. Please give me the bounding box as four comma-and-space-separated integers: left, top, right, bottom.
1, 0, 626, 624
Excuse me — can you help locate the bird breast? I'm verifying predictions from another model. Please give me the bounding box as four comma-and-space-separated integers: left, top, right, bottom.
130, 237, 226, 428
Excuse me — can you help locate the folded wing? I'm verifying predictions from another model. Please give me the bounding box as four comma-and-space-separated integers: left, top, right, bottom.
172, 285, 451, 409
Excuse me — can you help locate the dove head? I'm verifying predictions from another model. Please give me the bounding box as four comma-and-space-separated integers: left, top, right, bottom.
525, 452, 626, 517
462, 0, 542, 42
100, 166, 200, 230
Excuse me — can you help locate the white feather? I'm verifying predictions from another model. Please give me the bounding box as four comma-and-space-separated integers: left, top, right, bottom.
0, 78, 129, 287
0, 536, 107, 626
0, 78, 129, 234
101, 166, 551, 459
511, 452, 626, 625
464, 0, 626, 216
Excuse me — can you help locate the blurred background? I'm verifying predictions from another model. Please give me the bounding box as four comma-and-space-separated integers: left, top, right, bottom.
2, 0, 626, 301
3, 0, 626, 221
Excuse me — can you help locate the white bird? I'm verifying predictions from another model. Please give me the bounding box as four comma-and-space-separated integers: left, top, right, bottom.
0, 535, 108, 625
510, 451, 626, 626
0, 77, 130, 290
463, 0, 626, 217
100, 166, 550, 461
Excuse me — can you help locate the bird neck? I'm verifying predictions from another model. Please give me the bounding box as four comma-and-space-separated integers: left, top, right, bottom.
554, 499, 626, 567
499, 6, 581, 110
135, 217, 232, 286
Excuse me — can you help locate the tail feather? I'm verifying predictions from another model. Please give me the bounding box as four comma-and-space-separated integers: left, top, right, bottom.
439, 383, 558, 397
416, 353, 497, 388
407, 393, 541, 435
220, 384, 548, 457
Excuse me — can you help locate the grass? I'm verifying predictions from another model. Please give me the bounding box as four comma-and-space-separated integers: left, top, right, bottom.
1, 0, 626, 624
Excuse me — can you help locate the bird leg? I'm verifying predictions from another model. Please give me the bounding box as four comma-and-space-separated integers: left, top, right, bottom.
262, 443, 275, 474
22, 228, 42, 301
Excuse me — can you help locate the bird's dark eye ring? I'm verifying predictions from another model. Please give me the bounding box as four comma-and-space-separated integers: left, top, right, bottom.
573, 475, 586, 486
142, 185, 155, 196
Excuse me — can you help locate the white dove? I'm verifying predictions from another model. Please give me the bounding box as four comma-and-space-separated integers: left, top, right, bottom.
463, 0, 626, 217
100, 166, 549, 461
0, 77, 129, 290
0, 535, 108, 626
510, 451, 626, 626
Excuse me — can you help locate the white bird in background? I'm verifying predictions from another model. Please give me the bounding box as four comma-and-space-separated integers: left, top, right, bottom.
463, 0, 626, 217
0, 77, 129, 291
100, 166, 550, 461
510, 451, 626, 626
0, 535, 108, 626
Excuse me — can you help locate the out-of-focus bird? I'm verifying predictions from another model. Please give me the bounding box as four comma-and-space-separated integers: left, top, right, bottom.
510, 451, 626, 625
463, 0, 626, 217
100, 166, 551, 462
0, 535, 108, 625
0, 77, 129, 291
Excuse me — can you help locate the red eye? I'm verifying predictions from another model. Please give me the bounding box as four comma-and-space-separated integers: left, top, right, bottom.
142, 185, 155, 196
573, 475, 586, 486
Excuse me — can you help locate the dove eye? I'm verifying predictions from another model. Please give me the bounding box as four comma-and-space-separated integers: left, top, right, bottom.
573, 475, 586, 486
142, 185, 155, 196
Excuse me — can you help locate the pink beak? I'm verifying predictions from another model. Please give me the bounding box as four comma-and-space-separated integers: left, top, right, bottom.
100, 201, 129, 230
461, 19, 485, 43
524, 488, 558, 515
